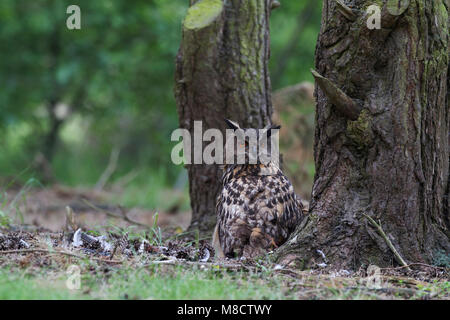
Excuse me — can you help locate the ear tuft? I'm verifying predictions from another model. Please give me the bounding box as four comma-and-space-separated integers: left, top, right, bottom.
225, 119, 240, 130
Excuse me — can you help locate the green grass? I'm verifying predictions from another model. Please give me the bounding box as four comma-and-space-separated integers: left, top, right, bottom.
0, 268, 83, 299
0, 265, 291, 300
0, 177, 42, 227
91, 266, 288, 299
2, 262, 448, 300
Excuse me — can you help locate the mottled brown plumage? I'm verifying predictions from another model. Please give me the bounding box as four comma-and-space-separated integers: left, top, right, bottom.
213, 120, 304, 259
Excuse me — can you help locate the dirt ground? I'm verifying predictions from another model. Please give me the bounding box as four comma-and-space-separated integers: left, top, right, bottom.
2, 184, 191, 232
0, 186, 449, 300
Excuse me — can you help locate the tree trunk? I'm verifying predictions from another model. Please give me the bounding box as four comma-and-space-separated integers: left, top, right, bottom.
271, 1, 317, 85
174, 0, 274, 237
277, 0, 449, 270
43, 101, 63, 162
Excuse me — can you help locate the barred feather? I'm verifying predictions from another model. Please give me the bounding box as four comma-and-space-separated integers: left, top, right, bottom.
215, 162, 304, 259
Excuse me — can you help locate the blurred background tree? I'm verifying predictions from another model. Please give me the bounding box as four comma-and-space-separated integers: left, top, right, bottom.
0, 0, 321, 213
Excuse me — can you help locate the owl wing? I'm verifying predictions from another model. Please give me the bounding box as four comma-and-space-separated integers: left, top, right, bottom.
260, 171, 304, 245
214, 167, 304, 258
279, 190, 304, 233
215, 178, 253, 257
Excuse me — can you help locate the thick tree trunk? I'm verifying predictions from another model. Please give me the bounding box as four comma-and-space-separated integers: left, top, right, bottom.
174, 0, 274, 237
277, 0, 449, 270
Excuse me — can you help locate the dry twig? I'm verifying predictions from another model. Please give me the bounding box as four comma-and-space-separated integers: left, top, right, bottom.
380, 263, 448, 271
363, 213, 411, 271
82, 199, 148, 228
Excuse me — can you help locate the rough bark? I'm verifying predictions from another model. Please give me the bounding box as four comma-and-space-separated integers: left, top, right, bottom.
43, 101, 63, 162
174, 0, 274, 237
277, 0, 449, 270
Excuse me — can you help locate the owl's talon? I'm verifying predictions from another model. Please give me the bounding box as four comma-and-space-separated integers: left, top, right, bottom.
270, 238, 278, 249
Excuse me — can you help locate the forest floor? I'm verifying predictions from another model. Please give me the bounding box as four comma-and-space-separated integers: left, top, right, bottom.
0, 185, 449, 300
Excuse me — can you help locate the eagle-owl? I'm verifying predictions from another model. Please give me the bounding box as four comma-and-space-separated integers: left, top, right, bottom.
213, 119, 304, 259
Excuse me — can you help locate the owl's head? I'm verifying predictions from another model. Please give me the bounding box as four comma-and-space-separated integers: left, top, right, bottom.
224, 119, 280, 166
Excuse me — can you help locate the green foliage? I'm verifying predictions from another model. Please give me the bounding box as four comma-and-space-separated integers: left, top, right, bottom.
149, 212, 163, 245
1, 262, 448, 300
0, 177, 40, 226
0, 0, 321, 209
0, 0, 189, 190
269, 1, 322, 89
0, 210, 11, 227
